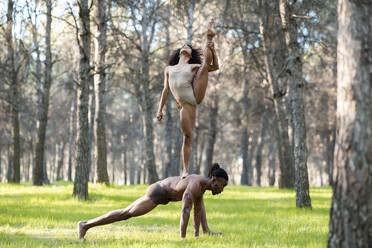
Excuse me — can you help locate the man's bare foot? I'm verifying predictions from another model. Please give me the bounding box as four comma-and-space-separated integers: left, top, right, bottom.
207, 19, 216, 41
78, 221, 87, 239
181, 171, 189, 179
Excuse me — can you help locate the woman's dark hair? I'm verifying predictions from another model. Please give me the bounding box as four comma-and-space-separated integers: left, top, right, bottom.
168, 44, 202, 65
208, 163, 229, 181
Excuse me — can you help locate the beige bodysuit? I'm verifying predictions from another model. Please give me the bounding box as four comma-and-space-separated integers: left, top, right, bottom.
168, 64, 197, 106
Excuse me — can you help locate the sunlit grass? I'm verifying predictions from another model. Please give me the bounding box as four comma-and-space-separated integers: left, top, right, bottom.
0, 182, 331, 247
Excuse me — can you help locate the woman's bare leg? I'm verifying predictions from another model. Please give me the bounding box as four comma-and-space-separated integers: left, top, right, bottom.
78, 196, 157, 239
179, 102, 196, 178
193, 21, 215, 104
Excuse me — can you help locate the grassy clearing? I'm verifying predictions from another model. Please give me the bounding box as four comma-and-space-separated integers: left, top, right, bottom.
0, 182, 331, 247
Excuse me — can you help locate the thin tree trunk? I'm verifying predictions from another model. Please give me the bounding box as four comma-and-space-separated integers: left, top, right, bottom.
130, 143, 135, 185
279, 0, 311, 208
257, 0, 294, 189
172, 120, 182, 176
240, 61, 252, 185
33, 0, 53, 186
122, 141, 127, 185
247, 132, 256, 184
328, 0, 372, 246
6, 0, 20, 183
56, 141, 66, 181
163, 4, 173, 179
255, 110, 268, 186
326, 125, 336, 186
240, 129, 249, 185
7, 144, 12, 182
68, 88, 77, 181
204, 94, 218, 176
88, 83, 95, 182
196, 132, 205, 175
268, 139, 276, 186
73, 0, 91, 200
94, 0, 109, 185
186, 0, 195, 44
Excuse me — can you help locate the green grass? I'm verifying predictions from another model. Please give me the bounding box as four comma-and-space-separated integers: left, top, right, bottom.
0, 182, 331, 247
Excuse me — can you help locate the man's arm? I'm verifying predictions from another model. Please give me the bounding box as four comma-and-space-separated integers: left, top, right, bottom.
180, 189, 193, 238
200, 198, 222, 236
193, 197, 202, 237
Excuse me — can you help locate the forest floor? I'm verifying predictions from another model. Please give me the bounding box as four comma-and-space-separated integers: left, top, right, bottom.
0, 182, 331, 248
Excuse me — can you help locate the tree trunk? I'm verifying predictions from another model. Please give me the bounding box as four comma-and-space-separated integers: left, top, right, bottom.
328, 0, 372, 246
141, 94, 159, 183
163, 4, 173, 179
68, 87, 77, 181
268, 139, 276, 186
172, 120, 182, 176
279, 0, 311, 208
33, 0, 53, 186
94, 0, 109, 185
130, 143, 135, 185
56, 141, 66, 181
6, 0, 20, 184
73, 0, 91, 200
122, 141, 127, 185
186, 0, 195, 44
255, 110, 268, 186
240, 129, 249, 185
88, 82, 95, 182
204, 94, 218, 176
43, 159, 50, 184
257, 0, 294, 189
7, 145, 12, 182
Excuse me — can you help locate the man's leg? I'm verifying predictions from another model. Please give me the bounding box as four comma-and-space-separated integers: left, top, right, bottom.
78, 196, 157, 239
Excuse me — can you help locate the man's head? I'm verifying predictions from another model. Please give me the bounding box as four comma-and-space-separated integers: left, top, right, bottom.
208, 163, 228, 195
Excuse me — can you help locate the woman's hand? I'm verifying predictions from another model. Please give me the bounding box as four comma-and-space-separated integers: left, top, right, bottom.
156, 110, 163, 122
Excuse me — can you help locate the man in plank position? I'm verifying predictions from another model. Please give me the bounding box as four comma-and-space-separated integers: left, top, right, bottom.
78, 163, 228, 238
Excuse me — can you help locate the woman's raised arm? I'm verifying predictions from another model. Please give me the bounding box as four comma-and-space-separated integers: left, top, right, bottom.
156, 67, 170, 122
207, 42, 219, 72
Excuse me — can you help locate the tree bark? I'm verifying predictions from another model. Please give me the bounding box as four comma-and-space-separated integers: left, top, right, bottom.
122, 140, 127, 185
7, 144, 12, 182
328, 0, 372, 246
163, 4, 173, 179
204, 94, 218, 177
73, 0, 91, 200
255, 110, 268, 186
130, 143, 135, 185
67, 87, 77, 181
257, 0, 294, 189
240, 129, 249, 185
56, 141, 66, 181
279, 0, 311, 208
268, 138, 276, 186
33, 0, 53, 186
94, 0, 109, 184
6, 0, 20, 183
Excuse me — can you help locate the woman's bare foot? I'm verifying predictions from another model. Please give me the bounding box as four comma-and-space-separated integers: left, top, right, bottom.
181, 171, 189, 179
78, 221, 87, 239
207, 19, 216, 41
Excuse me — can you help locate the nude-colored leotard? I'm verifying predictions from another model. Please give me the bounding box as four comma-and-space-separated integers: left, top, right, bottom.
168, 64, 197, 106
